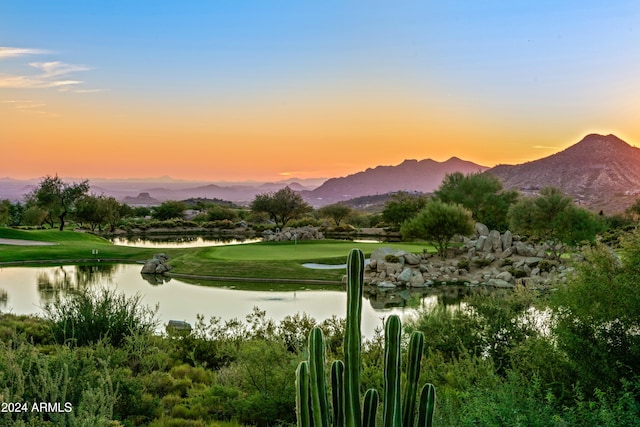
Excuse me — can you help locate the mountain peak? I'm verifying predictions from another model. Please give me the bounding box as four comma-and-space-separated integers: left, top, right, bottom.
489, 133, 640, 213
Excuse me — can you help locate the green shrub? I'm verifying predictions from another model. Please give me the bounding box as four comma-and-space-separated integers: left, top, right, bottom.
508, 267, 528, 279
43, 287, 158, 347
384, 254, 400, 263
500, 258, 514, 267
474, 257, 493, 267
537, 259, 558, 272
456, 258, 470, 270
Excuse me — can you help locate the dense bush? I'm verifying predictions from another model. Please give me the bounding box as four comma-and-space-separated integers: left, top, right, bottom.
43, 287, 158, 347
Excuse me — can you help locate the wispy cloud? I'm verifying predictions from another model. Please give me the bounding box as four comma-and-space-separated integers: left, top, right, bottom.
0, 61, 90, 89
0, 47, 99, 92
0, 47, 49, 59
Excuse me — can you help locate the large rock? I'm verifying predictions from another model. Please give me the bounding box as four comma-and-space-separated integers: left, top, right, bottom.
486, 278, 513, 288
475, 222, 489, 237
141, 258, 161, 274
141, 254, 171, 275
403, 253, 422, 265
501, 230, 513, 251
488, 230, 502, 252
475, 236, 487, 252
397, 267, 413, 283
370, 247, 398, 263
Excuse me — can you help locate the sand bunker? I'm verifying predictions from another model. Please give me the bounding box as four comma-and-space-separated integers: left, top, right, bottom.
0, 238, 58, 246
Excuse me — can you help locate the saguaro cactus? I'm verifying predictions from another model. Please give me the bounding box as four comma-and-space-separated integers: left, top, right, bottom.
295, 248, 436, 426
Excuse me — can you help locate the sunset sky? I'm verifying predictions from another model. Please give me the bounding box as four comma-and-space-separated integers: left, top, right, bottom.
2, 1, 639, 182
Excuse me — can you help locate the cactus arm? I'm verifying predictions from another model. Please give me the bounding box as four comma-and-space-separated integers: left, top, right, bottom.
331, 360, 345, 427
417, 383, 436, 427
402, 331, 425, 427
344, 248, 365, 427
309, 327, 330, 427
362, 388, 379, 427
383, 315, 402, 427
296, 361, 312, 427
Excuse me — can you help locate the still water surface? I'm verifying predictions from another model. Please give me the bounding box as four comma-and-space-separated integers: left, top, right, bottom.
0, 264, 446, 338
110, 236, 262, 249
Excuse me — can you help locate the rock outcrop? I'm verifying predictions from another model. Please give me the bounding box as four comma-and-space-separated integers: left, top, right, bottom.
262, 226, 324, 242
361, 223, 574, 289
141, 253, 172, 274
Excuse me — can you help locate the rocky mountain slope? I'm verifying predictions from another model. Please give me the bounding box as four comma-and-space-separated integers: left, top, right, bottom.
488, 134, 640, 213
305, 157, 488, 205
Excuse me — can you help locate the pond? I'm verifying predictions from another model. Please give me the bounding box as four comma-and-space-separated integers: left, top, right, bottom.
0, 264, 469, 338
110, 235, 262, 249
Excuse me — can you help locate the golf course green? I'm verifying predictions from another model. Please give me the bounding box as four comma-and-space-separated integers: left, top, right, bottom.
0, 228, 432, 282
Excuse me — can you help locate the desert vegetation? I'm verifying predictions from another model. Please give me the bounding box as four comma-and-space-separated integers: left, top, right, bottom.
2, 173, 640, 425
1, 230, 640, 425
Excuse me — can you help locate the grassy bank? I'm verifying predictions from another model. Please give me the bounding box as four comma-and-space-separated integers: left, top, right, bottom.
0, 228, 432, 281
0, 228, 169, 263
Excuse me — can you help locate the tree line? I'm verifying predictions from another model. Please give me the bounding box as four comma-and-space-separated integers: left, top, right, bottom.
2, 173, 639, 250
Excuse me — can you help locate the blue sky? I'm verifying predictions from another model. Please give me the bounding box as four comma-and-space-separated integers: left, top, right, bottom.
1, 1, 639, 180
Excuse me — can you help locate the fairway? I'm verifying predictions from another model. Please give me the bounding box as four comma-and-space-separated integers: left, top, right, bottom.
201, 240, 431, 261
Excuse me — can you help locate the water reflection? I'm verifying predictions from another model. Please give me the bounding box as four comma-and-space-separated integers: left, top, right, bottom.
111, 235, 262, 249
37, 264, 120, 302
0, 288, 7, 309
0, 264, 497, 338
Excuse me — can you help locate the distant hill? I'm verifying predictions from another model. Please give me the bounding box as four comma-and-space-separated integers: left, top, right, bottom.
488, 134, 640, 213
122, 192, 160, 206
305, 157, 487, 205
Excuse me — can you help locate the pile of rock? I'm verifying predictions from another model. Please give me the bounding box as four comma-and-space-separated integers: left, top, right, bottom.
141, 253, 172, 274
262, 226, 324, 242
362, 223, 576, 289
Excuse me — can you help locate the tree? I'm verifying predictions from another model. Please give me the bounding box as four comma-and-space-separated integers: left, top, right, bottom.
74, 194, 122, 232
434, 172, 518, 231
401, 200, 474, 259
74, 195, 104, 231
551, 232, 640, 393
206, 205, 239, 222
8, 201, 24, 226
382, 191, 428, 228
28, 175, 90, 231
250, 187, 312, 228
317, 203, 352, 227
152, 200, 187, 221
0, 199, 10, 225
627, 197, 640, 220
507, 187, 603, 256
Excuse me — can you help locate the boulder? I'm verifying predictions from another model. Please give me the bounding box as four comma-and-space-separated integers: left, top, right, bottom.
496, 271, 513, 283
475, 236, 487, 252
378, 281, 397, 288
501, 231, 513, 251
475, 222, 489, 237
397, 267, 413, 283
370, 247, 398, 263
488, 230, 502, 252
141, 258, 161, 274
486, 278, 514, 288
409, 271, 427, 287
524, 257, 543, 267
403, 253, 421, 265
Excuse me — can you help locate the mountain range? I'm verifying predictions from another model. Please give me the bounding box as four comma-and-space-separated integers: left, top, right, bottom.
2, 133, 639, 213
488, 134, 640, 213
303, 157, 487, 204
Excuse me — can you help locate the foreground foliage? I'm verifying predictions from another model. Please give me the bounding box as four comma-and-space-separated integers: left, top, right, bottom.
2, 232, 640, 425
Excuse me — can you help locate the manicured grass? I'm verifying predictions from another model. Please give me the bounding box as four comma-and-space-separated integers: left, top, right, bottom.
0, 228, 435, 282
200, 239, 430, 261
168, 240, 432, 281
0, 228, 174, 263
